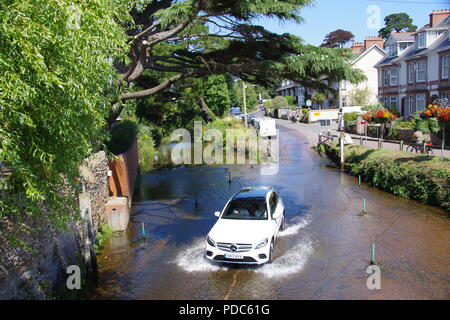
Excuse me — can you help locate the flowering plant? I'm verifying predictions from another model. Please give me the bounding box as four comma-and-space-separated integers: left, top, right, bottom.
437, 108, 450, 124
363, 109, 397, 124
420, 104, 450, 124
420, 104, 440, 120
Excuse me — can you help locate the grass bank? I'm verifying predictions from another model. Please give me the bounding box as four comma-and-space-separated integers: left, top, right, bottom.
316, 143, 450, 212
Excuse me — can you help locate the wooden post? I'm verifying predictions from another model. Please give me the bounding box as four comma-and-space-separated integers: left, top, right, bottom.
400, 140, 404, 151
340, 132, 345, 171
360, 136, 363, 146
242, 81, 247, 128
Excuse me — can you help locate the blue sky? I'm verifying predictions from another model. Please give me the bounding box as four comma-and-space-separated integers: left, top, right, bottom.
254, 0, 450, 46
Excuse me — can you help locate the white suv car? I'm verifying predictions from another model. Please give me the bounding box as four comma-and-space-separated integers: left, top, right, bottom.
205, 186, 285, 265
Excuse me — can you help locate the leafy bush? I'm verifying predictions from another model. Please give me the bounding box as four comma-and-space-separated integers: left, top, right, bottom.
0, 0, 129, 221
285, 96, 295, 105
272, 96, 289, 109
264, 100, 273, 108
344, 112, 359, 124
95, 223, 113, 253
107, 120, 139, 155
138, 125, 158, 172
320, 144, 450, 211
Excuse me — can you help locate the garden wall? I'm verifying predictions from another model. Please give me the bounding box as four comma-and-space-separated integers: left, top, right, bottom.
0, 151, 109, 299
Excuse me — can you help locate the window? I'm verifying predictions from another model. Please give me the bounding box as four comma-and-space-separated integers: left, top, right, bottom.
416, 61, 426, 82
383, 97, 389, 108
390, 97, 398, 110
408, 95, 416, 115
389, 44, 397, 57
416, 94, 425, 112
390, 68, 398, 85
442, 55, 449, 79
399, 42, 410, 52
222, 200, 268, 220
417, 33, 426, 48
439, 93, 449, 99
408, 63, 415, 83
383, 70, 390, 86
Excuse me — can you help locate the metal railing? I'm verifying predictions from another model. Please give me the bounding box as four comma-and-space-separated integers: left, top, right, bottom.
318, 131, 450, 155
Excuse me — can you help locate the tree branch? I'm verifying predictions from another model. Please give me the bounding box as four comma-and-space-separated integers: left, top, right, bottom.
121, 73, 186, 100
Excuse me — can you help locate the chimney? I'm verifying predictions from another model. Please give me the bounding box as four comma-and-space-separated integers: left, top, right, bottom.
429, 9, 450, 27
351, 42, 365, 54
364, 36, 384, 50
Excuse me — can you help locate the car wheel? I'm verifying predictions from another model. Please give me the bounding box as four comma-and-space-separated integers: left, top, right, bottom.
268, 240, 274, 263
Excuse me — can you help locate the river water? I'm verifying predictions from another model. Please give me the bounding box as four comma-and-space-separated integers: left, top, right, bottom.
91, 123, 450, 300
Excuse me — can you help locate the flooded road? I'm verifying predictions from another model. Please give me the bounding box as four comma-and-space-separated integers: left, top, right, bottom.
92, 124, 450, 300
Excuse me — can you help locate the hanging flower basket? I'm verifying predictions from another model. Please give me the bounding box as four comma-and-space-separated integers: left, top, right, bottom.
363, 109, 397, 124
419, 104, 449, 158
420, 105, 450, 125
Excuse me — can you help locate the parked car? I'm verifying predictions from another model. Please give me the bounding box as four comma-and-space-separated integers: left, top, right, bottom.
254, 118, 277, 138
205, 186, 285, 265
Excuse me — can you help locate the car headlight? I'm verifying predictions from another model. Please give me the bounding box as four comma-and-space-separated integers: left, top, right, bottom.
255, 238, 268, 249
207, 235, 216, 247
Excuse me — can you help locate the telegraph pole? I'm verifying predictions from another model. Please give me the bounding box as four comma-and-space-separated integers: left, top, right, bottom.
242, 80, 247, 128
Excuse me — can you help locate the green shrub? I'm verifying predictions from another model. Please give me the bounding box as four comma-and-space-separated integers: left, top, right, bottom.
285, 96, 295, 105
138, 125, 158, 172
264, 100, 273, 108
272, 96, 289, 109
344, 112, 359, 124
95, 223, 113, 253
107, 119, 139, 155
319, 144, 450, 211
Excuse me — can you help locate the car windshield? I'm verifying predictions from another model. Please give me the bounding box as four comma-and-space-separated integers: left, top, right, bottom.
221, 199, 268, 220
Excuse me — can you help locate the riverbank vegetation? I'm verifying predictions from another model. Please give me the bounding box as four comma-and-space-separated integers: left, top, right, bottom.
317, 143, 450, 212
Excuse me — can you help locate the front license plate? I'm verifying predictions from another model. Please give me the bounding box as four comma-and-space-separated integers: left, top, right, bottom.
224, 253, 243, 259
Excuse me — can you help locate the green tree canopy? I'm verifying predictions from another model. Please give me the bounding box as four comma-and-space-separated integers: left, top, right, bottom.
379, 13, 417, 40
110, 0, 366, 123
321, 29, 355, 48
272, 96, 289, 109
0, 0, 129, 220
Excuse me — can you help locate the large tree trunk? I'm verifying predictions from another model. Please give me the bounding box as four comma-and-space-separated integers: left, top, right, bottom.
198, 97, 214, 123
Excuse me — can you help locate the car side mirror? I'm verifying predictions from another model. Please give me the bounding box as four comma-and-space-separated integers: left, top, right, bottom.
214, 211, 221, 218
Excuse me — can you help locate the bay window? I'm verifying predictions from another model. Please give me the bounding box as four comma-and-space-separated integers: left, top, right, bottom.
416, 94, 425, 112
442, 55, 449, 80
416, 61, 426, 82
383, 70, 389, 86
408, 63, 415, 83
390, 68, 398, 85
389, 97, 398, 110
408, 95, 416, 115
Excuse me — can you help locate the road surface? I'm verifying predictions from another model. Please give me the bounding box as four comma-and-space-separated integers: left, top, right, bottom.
91, 121, 450, 300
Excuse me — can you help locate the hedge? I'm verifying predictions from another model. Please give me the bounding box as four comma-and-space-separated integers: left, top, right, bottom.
317, 143, 450, 212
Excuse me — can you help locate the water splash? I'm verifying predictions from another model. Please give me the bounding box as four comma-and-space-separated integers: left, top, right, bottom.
278, 215, 311, 237
255, 235, 314, 278
175, 239, 227, 272
175, 216, 313, 276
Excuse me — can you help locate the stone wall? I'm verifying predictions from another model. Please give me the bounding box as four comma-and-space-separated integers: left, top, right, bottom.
0, 151, 109, 299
